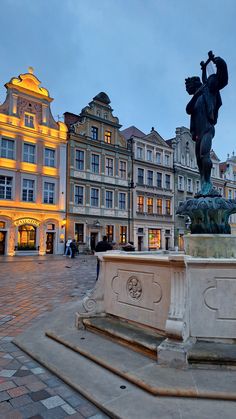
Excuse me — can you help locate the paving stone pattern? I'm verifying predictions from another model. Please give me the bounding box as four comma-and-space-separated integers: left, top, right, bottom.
0, 255, 110, 418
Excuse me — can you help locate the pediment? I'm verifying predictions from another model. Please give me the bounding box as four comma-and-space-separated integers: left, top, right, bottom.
143, 131, 169, 148
8, 71, 49, 98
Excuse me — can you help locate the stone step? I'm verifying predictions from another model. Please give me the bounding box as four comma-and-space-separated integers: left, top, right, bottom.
188, 341, 236, 366
82, 315, 165, 359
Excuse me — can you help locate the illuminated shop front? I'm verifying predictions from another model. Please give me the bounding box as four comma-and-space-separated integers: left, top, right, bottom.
18, 225, 36, 251
148, 228, 161, 250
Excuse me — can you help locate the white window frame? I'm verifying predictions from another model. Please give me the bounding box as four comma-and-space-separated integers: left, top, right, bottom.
105, 157, 114, 176
24, 113, 35, 128
119, 192, 126, 210
74, 185, 84, 205
164, 154, 170, 166
165, 174, 171, 189
22, 178, 35, 202
147, 149, 153, 162
0, 175, 13, 200
105, 190, 113, 209
0, 138, 15, 160
187, 178, 193, 193
137, 147, 143, 159
90, 187, 99, 207
91, 153, 100, 174
178, 175, 184, 191
44, 148, 56, 167
119, 160, 127, 179
23, 142, 36, 164
75, 149, 85, 171
156, 152, 161, 164
43, 181, 55, 204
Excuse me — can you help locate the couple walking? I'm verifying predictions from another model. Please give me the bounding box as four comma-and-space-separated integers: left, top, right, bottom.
64, 238, 77, 258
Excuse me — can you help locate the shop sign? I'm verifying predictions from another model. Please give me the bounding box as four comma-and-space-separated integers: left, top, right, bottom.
14, 218, 40, 227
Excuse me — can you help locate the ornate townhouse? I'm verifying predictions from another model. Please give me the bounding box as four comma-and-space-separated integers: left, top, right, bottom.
0, 68, 67, 256
220, 152, 236, 234
167, 126, 225, 249
64, 92, 131, 251
121, 126, 174, 251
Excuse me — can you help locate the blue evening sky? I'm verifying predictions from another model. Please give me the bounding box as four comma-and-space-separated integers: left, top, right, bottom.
0, 0, 235, 160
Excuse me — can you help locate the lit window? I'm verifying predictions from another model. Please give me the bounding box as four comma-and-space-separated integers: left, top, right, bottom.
104, 131, 111, 144
147, 150, 153, 161
119, 193, 126, 210
23, 143, 35, 163
157, 172, 162, 188
147, 170, 153, 186
106, 190, 113, 208
44, 148, 55, 167
165, 199, 171, 215
120, 226, 127, 243
157, 199, 162, 215
0, 138, 14, 159
24, 113, 34, 128
106, 225, 113, 242
137, 196, 144, 212
91, 126, 98, 140
0, 176, 12, 199
91, 154, 99, 173
43, 182, 55, 204
119, 161, 127, 179
22, 179, 34, 202
91, 188, 99, 207
106, 158, 113, 176
165, 174, 171, 189
147, 197, 153, 214
75, 150, 85, 170
137, 168, 144, 184
75, 223, 84, 242
148, 228, 161, 250
137, 147, 143, 159
74, 185, 84, 205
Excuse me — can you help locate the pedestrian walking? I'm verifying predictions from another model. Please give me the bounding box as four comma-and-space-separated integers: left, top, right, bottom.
64, 238, 72, 257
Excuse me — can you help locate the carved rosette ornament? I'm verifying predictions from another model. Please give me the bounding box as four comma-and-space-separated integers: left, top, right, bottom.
127, 276, 143, 300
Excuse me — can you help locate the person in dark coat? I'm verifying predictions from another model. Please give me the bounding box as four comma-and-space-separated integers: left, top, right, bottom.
95, 236, 112, 281
70, 239, 77, 258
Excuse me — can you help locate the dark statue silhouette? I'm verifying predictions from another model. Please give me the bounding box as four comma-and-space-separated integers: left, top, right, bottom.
185, 51, 228, 197
177, 51, 236, 234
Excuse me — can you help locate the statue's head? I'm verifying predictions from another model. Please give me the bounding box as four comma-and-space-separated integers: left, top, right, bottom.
185, 76, 202, 95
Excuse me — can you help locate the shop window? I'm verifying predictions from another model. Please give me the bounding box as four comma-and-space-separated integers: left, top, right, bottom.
75, 223, 84, 243
148, 228, 161, 250
106, 225, 114, 242
120, 226, 127, 243
18, 225, 36, 250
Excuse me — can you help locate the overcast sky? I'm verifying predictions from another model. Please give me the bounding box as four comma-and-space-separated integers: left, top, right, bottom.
0, 0, 235, 160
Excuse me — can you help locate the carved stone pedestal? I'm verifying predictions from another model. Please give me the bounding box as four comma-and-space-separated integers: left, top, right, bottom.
184, 234, 236, 258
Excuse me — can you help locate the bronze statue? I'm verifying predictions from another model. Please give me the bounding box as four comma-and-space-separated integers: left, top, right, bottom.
185, 51, 228, 196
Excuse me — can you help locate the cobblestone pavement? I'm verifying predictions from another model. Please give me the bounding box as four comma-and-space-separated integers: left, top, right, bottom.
0, 255, 110, 419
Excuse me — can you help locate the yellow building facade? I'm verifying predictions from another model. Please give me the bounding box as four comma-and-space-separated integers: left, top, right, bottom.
0, 69, 67, 255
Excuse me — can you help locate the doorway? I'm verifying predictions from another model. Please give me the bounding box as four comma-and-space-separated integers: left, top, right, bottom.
46, 232, 54, 254
138, 236, 143, 251
90, 232, 98, 251
165, 237, 170, 250
0, 231, 6, 255
18, 225, 36, 251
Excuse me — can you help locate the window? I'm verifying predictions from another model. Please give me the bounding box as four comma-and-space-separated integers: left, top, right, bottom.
148, 229, 161, 250
187, 178, 193, 192
120, 226, 127, 244
178, 176, 184, 191
106, 190, 113, 208
165, 199, 171, 215
104, 131, 111, 144
75, 150, 85, 170
228, 189, 232, 199
91, 188, 99, 206
147, 149, 153, 161
43, 182, 55, 204
119, 161, 127, 179
157, 172, 162, 188
212, 166, 216, 177
137, 168, 144, 184
44, 148, 55, 167
106, 225, 114, 242
0, 176, 12, 199
137, 147, 143, 159
91, 154, 99, 173
91, 126, 98, 140
164, 154, 170, 165
119, 192, 126, 210
196, 180, 200, 193
157, 198, 162, 215
165, 174, 171, 189
137, 196, 144, 212
1, 138, 14, 159
104, 113, 108, 120
156, 152, 161, 164
105, 158, 113, 176
23, 143, 35, 163
74, 185, 84, 205
147, 197, 153, 214
24, 113, 34, 128
47, 224, 55, 230
22, 179, 34, 202
75, 223, 84, 243
147, 170, 153, 186
218, 187, 222, 196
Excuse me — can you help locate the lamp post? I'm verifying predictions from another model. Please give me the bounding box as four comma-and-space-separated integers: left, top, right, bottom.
127, 137, 134, 243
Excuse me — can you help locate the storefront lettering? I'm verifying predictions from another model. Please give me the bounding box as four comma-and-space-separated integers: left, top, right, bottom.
14, 218, 40, 227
